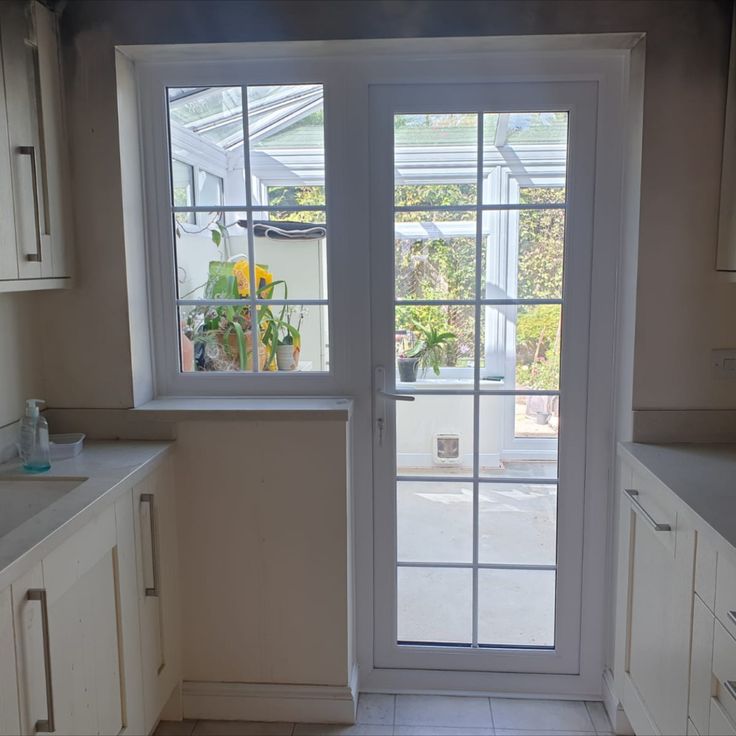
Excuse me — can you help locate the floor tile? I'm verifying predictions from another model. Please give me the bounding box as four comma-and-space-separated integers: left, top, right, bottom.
293, 725, 391, 735
155, 721, 197, 736
584, 702, 611, 735
395, 695, 493, 728
356, 694, 395, 725
490, 699, 593, 732
193, 721, 294, 735
395, 727, 495, 735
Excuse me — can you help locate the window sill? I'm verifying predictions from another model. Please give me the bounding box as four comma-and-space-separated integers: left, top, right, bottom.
132, 396, 352, 422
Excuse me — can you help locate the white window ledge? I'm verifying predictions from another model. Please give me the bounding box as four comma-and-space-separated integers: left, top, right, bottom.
133, 397, 352, 422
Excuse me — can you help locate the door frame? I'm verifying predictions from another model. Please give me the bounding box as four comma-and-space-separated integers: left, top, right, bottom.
345, 41, 634, 697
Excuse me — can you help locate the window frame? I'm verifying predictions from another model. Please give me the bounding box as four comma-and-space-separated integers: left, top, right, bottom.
139, 60, 347, 396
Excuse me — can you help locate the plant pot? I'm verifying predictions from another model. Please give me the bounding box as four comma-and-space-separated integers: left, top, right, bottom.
277, 344, 301, 371
398, 357, 419, 382
217, 330, 266, 371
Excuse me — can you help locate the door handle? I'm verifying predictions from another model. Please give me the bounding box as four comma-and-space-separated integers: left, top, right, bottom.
27, 589, 55, 733
18, 146, 42, 263
140, 493, 161, 597
377, 389, 415, 402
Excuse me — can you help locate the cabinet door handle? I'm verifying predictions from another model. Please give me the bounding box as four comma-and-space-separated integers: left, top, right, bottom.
140, 493, 160, 597
624, 489, 672, 532
18, 146, 42, 263
728, 610, 736, 628
26, 589, 55, 733
725, 680, 736, 702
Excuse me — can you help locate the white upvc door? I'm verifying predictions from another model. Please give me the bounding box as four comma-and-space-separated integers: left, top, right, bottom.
370, 81, 598, 675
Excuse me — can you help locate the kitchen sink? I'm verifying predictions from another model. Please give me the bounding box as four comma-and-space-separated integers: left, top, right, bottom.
0, 477, 87, 539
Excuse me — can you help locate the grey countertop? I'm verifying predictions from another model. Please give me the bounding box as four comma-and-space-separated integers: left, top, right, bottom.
620, 442, 736, 548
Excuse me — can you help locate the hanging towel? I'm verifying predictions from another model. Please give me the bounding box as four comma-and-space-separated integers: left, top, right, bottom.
237, 219, 326, 240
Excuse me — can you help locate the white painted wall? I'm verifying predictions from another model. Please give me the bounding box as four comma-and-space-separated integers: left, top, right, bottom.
0, 293, 46, 455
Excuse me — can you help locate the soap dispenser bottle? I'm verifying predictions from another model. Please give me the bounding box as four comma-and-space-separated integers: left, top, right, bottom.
19, 399, 50, 472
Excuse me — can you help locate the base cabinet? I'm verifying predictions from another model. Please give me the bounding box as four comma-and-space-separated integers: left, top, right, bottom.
5, 453, 179, 735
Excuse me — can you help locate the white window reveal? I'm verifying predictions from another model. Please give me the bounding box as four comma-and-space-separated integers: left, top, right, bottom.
166, 84, 329, 377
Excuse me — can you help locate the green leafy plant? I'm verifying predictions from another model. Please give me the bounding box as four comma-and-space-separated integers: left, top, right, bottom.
405, 321, 457, 376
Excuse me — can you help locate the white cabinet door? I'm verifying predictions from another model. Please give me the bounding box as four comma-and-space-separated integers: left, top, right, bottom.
13, 507, 125, 735
617, 466, 695, 736
133, 458, 181, 732
0, 0, 49, 278
0, 585, 21, 735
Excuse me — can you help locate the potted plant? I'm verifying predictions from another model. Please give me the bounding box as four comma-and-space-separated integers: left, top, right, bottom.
396, 321, 456, 382
275, 307, 306, 371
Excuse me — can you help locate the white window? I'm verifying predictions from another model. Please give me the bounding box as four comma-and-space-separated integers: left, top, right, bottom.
146, 82, 331, 393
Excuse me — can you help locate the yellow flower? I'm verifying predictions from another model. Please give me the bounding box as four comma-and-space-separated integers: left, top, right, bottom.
232, 260, 273, 298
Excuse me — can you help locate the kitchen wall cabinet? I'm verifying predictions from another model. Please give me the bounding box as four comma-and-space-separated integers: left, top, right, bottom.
7, 458, 180, 735
0, 0, 72, 290
133, 457, 181, 734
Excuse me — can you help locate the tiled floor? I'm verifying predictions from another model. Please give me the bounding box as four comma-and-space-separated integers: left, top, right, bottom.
155, 694, 613, 735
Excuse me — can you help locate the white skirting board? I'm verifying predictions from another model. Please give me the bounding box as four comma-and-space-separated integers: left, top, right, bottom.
182, 666, 359, 724
602, 668, 633, 736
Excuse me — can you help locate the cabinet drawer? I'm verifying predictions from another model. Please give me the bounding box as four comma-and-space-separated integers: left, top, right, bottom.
711, 697, 736, 736
696, 533, 718, 612
716, 548, 736, 639
713, 620, 736, 727
690, 594, 716, 736
625, 468, 678, 554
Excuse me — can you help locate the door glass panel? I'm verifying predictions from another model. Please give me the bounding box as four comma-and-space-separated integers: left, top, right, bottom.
482, 113, 568, 204
479, 483, 557, 565
391, 107, 566, 651
398, 481, 474, 563
398, 567, 473, 644
477, 569, 556, 647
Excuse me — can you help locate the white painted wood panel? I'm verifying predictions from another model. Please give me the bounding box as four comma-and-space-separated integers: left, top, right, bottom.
0, 585, 20, 735
32, 0, 71, 278
0, 31, 17, 281
713, 620, 736, 727
716, 547, 736, 641
687, 717, 701, 736
711, 696, 736, 736
695, 532, 718, 613
689, 594, 715, 736
114, 490, 146, 736
133, 458, 181, 732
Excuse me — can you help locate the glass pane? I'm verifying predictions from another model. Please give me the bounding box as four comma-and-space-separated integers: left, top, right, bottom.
395, 305, 475, 389
248, 84, 325, 206
168, 87, 245, 207
478, 569, 555, 647
396, 394, 474, 477
478, 395, 558, 478
247, 209, 327, 300
394, 114, 478, 207
398, 567, 472, 644
481, 203, 565, 300
479, 483, 557, 565
172, 160, 194, 224
198, 169, 224, 207
483, 112, 567, 204
179, 303, 328, 373
479, 305, 561, 391
395, 210, 477, 301
397, 481, 473, 564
